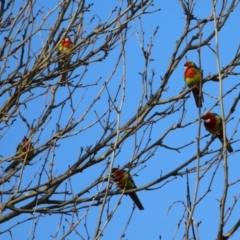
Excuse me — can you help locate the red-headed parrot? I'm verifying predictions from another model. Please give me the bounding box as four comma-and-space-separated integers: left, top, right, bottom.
58, 36, 73, 86
184, 61, 203, 108
111, 168, 144, 210
4, 137, 34, 172
201, 112, 233, 153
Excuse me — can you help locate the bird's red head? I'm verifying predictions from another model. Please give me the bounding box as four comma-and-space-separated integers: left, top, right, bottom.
21, 137, 33, 152
61, 36, 73, 48
112, 168, 120, 176
184, 61, 196, 69
201, 112, 214, 121
111, 168, 124, 179
22, 136, 29, 143
201, 112, 218, 129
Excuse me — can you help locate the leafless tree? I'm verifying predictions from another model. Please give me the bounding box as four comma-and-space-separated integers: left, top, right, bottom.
1, 0, 240, 239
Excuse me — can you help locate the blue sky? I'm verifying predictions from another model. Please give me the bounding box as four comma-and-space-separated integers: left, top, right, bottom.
1, 0, 240, 239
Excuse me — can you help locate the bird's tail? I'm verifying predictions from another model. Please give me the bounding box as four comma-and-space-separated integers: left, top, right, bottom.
59, 72, 68, 86
218, 136, 233, 153
4, 161, 18, 172
129, 192, 144, 210
192, 86, 203, 108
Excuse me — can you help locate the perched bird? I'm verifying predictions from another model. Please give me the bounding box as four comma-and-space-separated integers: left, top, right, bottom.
4, 137, 34, 172
184, 61, 203, 108
201, 112, 233, 153
111, 168, 144, 210
58, 36, 73, 86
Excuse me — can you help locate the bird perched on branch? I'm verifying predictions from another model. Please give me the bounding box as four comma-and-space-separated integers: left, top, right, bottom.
201, 112, 233, 153
4, 137, 34, 172
111, 168, 144, 210
184, 61, 203, 108
58, 35, 73, 86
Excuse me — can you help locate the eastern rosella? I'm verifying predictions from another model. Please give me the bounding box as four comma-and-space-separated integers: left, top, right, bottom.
201, 112, 233, 153
58, 36, 73, 86
184, 61, 203, 108
4, 137, 34, 172
111, 168, 144, 210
